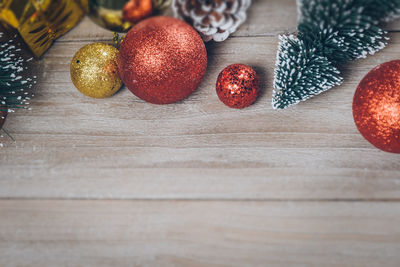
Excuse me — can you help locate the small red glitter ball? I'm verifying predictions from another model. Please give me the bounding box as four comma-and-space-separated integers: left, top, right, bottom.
216, 64, 260, 109
118, 16, 207, 104
353, 60, 400, 153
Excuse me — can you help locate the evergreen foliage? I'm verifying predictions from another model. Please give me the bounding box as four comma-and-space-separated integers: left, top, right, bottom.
0, 32, 36, 142
272, 0, 400, 109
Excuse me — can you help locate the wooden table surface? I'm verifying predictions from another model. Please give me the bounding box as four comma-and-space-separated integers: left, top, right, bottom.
1, 0, 400, 266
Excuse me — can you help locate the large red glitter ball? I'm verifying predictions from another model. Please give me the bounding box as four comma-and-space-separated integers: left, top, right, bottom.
216, 64, 260, 109
353, 60, 400, 153
118, 16, 207, 104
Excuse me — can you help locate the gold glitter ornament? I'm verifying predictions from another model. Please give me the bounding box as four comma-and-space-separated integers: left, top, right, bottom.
70, 43, 122, 98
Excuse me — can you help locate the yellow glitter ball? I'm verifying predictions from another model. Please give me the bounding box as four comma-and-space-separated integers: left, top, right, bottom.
70, 43, 123, 98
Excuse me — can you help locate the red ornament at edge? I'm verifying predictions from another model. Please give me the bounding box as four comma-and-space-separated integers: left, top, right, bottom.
118, 16, 207, 105
353, 60, 400, 153
216, 64, 260, 109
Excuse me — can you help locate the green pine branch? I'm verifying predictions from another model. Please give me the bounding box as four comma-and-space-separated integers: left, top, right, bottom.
0, 35, 36, 111
355, 0, 400, 22
272, 0, 400, 110
273, 35, 343, 109
0, 32, 36, 144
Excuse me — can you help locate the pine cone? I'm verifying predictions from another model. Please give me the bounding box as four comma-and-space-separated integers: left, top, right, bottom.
172, 0, 251, 42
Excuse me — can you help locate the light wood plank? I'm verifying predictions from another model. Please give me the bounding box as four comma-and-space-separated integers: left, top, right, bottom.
2, 167, 400, 200
1, 1, 400, 266
0, 200, 399, 267
1, 32, 400, 199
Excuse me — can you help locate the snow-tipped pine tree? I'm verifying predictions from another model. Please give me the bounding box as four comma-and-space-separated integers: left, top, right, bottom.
273, 35, 343, 109
0, 32, 36, 146
272, 0, 400, 110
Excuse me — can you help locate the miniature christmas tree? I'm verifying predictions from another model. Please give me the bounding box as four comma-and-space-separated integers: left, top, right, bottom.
272, 0, 400, 109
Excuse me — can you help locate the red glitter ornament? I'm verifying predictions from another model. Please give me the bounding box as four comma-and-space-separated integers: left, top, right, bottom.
353, 60, 400, 153
216, 64, 260, 109
118, 16, 207, 104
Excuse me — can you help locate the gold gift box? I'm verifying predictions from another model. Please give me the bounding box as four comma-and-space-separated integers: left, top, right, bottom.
0, 0, 84, 57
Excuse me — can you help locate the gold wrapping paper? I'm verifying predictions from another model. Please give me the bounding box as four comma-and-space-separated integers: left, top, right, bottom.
0, 0, 84, 57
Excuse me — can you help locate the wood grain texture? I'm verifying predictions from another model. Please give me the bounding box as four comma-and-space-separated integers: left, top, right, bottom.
1, 200, 400, 267
1, 0, 400, 199
1, 1, 400, 266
